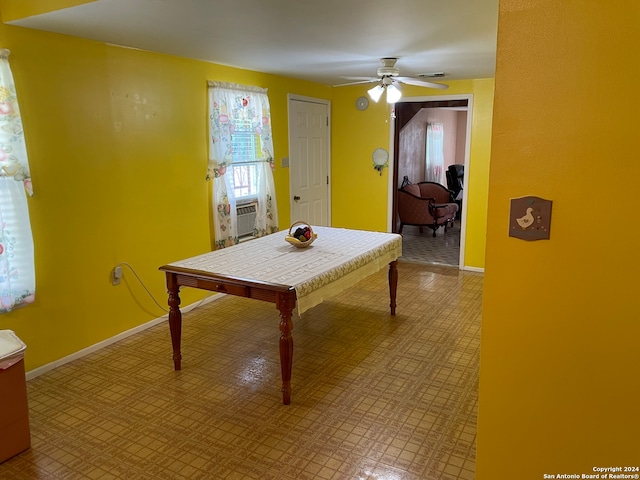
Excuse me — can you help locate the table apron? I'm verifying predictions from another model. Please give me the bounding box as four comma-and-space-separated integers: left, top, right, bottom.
174, 273, 281, 303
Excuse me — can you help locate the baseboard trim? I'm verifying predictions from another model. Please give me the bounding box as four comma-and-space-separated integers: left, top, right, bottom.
25, 294, 222, 381
462, 266, 484, 273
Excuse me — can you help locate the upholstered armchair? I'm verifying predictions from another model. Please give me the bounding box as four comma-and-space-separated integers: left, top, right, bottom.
397, 182, 459, 237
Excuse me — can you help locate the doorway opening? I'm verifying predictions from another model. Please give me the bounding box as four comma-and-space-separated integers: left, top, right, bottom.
388, 95, 473, 268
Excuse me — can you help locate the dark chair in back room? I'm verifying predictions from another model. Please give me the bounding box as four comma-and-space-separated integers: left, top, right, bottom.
445, 164, 464, 216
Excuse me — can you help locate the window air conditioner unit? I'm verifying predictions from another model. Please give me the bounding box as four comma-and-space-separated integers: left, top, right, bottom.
236, 202, 257, 238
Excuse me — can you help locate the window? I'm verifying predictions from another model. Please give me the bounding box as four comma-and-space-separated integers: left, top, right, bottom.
426, 122, 445, 184
208, 82, 279, 248
230, 119, 261, 199
0, 49, 36, 313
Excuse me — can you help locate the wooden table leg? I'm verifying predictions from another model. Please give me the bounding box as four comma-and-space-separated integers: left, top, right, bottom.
388, 260, 398, 316
166, 273, 183, 370
277, 290, 296, 405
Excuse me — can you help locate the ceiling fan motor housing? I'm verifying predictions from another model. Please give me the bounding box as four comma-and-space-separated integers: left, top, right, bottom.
377, 57, 400, 77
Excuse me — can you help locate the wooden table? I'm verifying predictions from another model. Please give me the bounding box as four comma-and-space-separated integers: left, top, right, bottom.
159, 226, 402, 405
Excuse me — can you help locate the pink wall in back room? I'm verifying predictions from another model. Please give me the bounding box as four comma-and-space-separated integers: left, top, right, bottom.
398, 107, 467, 186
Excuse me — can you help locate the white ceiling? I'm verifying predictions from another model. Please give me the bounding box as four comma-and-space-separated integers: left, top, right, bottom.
8, 0, 499, 87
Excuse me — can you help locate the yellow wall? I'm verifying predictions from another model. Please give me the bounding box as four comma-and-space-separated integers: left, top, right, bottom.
331, 79, 494, 268
0, 0, 95, 22
478, 1, 640, 478
0, 11, 494, 373
0, 21, 329, 371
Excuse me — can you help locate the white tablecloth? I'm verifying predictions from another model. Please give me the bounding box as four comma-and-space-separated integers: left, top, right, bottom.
168, 226, 402, 313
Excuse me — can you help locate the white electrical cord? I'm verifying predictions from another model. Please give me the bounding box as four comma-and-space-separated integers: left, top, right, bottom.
115, 262, 169, 313
115, 262, 211, 315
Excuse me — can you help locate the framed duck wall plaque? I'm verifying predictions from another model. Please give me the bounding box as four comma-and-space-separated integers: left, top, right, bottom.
509, 196, 553, 241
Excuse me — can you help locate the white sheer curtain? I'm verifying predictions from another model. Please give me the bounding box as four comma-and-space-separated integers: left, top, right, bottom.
207, 82, 278, 249
0, 49, 35, 312
426, 122, 445, 184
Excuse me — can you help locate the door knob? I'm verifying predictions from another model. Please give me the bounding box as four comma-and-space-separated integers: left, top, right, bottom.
293, 196, 300, 201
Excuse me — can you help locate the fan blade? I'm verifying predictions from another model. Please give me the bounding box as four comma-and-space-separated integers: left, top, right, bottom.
333, 77, 379, 87
396, 76, 449, 89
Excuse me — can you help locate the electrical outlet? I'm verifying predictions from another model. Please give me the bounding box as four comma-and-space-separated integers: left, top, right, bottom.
112, 266, 123, 285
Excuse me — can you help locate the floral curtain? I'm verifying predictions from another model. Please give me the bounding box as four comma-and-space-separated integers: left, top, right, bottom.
0, 49, 35, 312
253, 158, 278, 237
207, 82, 278, 248
426, 122, 445, 184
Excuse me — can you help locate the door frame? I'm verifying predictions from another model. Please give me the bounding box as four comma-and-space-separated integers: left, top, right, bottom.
388, 93, 473, 269
287, 94, 332, 226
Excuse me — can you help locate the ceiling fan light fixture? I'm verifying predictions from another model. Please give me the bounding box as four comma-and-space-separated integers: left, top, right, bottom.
386, 84, 402, 103
367, 84, 384, 103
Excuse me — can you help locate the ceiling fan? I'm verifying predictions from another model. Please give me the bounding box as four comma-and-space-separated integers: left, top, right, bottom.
335, 57, 448, 103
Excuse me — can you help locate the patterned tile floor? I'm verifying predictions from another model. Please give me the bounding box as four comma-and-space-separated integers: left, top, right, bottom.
400, 223, 461, 267
0, 261, 482, 479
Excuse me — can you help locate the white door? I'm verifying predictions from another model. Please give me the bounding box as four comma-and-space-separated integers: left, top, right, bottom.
288, 98, 330, 226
